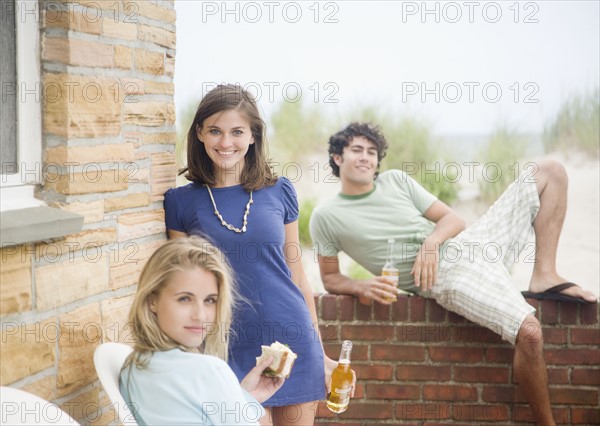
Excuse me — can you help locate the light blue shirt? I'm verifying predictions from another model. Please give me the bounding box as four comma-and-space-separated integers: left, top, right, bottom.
120, 349, 264, 425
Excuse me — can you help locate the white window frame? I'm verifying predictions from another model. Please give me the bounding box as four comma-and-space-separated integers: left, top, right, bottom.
0, 0, 44, 211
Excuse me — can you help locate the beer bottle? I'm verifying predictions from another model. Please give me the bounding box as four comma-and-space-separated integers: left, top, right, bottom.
381, 239, 399, 302
326, 340, 353, 413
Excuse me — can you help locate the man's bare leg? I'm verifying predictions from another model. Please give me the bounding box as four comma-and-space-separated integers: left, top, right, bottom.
514, 315, 555, 425
528, 159, 597, 302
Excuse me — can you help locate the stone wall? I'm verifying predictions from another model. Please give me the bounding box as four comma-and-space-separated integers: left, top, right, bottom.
0, 1, 176, 423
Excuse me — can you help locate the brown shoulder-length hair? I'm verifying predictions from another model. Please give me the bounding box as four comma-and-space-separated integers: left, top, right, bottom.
179, 84, 277, 191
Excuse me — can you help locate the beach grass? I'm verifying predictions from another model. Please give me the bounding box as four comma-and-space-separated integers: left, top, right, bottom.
477, 125, 527, 204
543, 87, 600, 157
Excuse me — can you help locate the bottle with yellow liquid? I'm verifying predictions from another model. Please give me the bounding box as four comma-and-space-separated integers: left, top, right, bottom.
381, 238, 399, 302
326, 340, 353, 413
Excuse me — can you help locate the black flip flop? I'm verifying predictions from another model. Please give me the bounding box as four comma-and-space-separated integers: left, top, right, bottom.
521, 282, 596, 305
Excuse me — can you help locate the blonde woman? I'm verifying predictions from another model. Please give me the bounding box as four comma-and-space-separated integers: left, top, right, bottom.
120, 236, 284, 425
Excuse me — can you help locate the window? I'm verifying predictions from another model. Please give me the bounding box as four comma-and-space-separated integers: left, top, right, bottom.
1, 1, 43, 211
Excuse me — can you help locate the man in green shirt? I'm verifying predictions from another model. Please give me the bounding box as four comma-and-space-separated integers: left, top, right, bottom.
310, 122, 597, 426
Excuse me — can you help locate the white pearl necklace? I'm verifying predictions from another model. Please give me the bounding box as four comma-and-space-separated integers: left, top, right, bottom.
205, 185, 253, 233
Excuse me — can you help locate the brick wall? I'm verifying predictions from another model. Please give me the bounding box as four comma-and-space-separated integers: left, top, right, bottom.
315, 294, 600, 425
0, 1, 176, 424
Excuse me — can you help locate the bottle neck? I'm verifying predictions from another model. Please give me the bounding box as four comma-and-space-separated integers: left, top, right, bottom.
386, 240, 395, 263
338, 341, 352, 363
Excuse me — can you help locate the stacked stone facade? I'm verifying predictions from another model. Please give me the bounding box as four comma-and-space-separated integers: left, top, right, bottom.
1, 1, 176, 423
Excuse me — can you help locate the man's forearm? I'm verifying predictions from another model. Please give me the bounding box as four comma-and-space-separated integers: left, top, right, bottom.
427, 212, 465, 246
323, 273, 363, 297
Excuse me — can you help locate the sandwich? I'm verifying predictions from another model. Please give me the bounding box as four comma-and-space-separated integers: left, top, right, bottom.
256, 341, 297, 379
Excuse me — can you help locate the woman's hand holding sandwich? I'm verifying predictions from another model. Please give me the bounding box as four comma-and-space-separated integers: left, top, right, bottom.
242, 356, 285, 403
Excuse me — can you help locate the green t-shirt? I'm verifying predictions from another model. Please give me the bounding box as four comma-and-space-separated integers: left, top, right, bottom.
310, 170, 437, 290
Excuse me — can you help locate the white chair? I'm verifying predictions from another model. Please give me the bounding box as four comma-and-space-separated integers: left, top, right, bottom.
0, 386, 79, 425
93, 342, 138, 426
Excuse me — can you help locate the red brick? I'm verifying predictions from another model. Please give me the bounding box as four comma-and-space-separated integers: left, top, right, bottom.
391, 296, 408, 321
547, 367, 569, 384
571, 328, 600, 345
454, 366, 510, 383
428, 300, 447, 322
323, 343, 338, 360
339, 295, 354, 320
396, 423, 421, 426
374, 301, 390, 320
338, 402, 393, 419
550, 388, 598, 405
395, 324, 419, 342
452, 404, 509, 422
485, 347, 514, 363
313, 294, 320, 309
315, 421, 361, 426
323, 343, 369, 362
545, 348, 600, 365
482, 386, 525, 403
341, 325, 394, 341
560, 302, 579, 325
353, 364, 393, 380
429, 346, 484, 363
423, 384, 477, 401
356, 300, 371, 320
399, 323, 502, 343
409, 296, 426, 321
366, 383, 420, 400
524, 297, 539, 311
424, 423, 470, 426
453, 325, 503, 344
551, 407, 571, 425
580, 303, 598, 325
513, 405, 569, 424
571, 367, 600, 385
321, 294, 337, 320
541, 300, 559, 324
315, 420, 361, 426
511, 404, 536, 423
542, 327, 568, 344
571, 407, 600, 424
319, 324, 339, 341
316, 401, 337, 419
447, 311, 469, 323
396, 403, 451, 421
553, 408, 574, 425
397, 365, 451, 381
352, 383, 365, 399
371, 344, 425, 362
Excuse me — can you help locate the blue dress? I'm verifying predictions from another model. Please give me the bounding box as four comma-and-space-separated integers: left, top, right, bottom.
164, 177, 325, 406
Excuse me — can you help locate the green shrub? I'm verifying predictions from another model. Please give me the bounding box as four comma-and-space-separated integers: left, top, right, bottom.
298, 198, 317, 247
347, 261, 373, 280
477, 126, 527, 203
269, 101, 336, 165
371, 114, 459, 205
543, 88, 600, 157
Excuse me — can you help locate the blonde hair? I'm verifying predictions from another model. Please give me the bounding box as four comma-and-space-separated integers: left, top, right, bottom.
125, 236, 237, 370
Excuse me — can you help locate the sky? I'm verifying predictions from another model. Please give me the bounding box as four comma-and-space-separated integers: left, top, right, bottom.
174, 1, 599, 136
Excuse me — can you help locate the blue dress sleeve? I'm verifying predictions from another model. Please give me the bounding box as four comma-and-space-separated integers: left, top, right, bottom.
279, 177, 299, 224
164, 188, 185, 232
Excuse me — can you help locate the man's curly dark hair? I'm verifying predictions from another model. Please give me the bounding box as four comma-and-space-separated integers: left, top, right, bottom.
328, 122, 388, 178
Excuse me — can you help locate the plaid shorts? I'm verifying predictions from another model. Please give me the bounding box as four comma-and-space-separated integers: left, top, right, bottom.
430, 176, 540, 344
